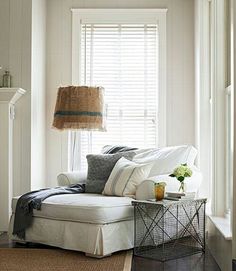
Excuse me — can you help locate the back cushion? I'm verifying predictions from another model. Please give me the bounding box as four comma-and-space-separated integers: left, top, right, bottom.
133, 145, 197, 177
85, 151, 135, 193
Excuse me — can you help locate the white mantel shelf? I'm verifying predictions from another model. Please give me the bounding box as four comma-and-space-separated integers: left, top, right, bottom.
0, 88, 26, 104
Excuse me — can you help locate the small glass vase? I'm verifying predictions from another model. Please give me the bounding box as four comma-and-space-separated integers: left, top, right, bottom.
154, 183, 166, 201
178, 182, 185, 193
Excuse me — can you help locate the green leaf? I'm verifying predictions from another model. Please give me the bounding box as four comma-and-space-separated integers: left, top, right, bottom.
182, 163, 187, 166
169, 174, 175, 177
177, 176, 185, 182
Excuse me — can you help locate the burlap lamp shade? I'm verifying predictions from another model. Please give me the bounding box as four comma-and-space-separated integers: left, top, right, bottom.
52, 86, 106, 131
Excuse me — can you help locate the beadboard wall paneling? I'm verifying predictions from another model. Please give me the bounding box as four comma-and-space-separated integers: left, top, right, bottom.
9, 0, 32, 195
46, 0, 195, 186
0, 0, 46, 195
0, 0, 10, 79
31, 0, 47, 190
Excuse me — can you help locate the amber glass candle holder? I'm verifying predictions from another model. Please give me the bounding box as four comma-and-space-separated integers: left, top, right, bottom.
154, 182, 166, 201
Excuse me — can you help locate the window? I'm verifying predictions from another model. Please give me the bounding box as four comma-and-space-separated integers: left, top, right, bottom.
70, 9, 167, 171
196, 0, 231, 219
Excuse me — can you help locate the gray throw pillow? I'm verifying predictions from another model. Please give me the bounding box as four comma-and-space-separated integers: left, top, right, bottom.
85, 152, 135, 193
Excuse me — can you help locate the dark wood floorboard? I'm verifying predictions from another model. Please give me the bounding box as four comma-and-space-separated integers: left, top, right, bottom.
0, 233, 221, 271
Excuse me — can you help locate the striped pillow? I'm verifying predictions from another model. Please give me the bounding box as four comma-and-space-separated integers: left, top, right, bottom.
103, 157, 152, 198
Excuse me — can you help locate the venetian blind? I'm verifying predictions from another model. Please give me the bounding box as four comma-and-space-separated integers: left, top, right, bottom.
72, 23, 159, 171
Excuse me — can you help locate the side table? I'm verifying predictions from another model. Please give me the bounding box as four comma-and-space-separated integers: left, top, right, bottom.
132, 198, 206, 261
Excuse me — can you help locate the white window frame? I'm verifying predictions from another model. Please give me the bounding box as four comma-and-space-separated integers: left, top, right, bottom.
71, 9, 167, 152
210, 0, 227, 217
232, 0, 236, 259
225, 85, 233, 219
196, 0, 230, 230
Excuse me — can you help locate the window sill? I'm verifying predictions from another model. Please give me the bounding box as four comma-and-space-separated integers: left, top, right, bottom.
208, 215, 232, 240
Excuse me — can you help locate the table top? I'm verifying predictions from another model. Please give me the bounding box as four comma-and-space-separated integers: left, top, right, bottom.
132, 198, 207, 207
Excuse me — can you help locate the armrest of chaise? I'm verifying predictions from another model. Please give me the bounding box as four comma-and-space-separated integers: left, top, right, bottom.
57, 171, 87, 186
135, 166, 202, 200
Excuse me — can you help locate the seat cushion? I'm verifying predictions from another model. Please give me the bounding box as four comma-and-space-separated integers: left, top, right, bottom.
12, 194, 134, 224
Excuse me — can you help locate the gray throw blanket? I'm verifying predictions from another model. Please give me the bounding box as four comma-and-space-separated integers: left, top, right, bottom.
13, 183, 85, 239
102, 145, 138, 154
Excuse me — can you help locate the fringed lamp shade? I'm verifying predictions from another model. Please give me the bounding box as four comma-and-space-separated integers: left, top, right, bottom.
52, 86, 106, 131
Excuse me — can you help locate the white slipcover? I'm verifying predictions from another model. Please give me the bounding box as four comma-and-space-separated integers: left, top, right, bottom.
9, 194, 134, 256
135, 166, 202, 200
12, 194, 133, 224
9, 216, 134, 256
57, 171, 87, 186
9, 144, 201, 257
133, 145, 197, 177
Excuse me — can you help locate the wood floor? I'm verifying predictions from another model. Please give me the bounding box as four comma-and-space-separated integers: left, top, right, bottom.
132, 249, 221, 271
0, 233, 221, 271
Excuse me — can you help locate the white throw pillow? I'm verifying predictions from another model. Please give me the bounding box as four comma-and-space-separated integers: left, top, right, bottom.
103, 157, 152, 198
133, 145, 197, 177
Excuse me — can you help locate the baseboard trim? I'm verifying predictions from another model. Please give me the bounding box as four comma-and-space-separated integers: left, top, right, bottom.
232, 259, 236, 271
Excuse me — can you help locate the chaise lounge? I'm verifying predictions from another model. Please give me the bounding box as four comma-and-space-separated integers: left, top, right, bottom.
8, 145, 202, 257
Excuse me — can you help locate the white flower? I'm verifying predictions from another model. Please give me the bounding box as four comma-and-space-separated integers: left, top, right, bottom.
170, 164, 192, 182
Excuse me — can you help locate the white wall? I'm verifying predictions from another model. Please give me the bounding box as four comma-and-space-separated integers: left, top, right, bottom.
31, 0, 47, 190
0, 0, 46, 195
46, 0, 195, 187
207, 218, 232, 271
6, 0, 32, 196
0, 0, 10, 80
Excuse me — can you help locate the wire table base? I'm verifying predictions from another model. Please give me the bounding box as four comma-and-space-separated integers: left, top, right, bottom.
132, 198, 206, 261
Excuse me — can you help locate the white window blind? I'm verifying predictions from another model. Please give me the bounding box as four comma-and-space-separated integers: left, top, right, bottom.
71, 23, 159, 171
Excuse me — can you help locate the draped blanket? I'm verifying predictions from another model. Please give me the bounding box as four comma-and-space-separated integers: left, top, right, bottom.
52, 86, 106, 131
13, 184, 85, 239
